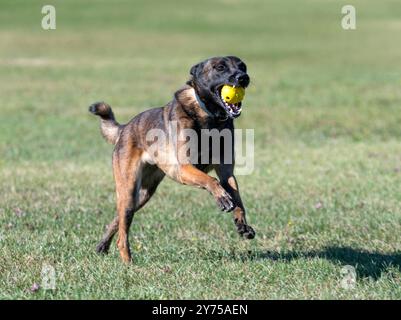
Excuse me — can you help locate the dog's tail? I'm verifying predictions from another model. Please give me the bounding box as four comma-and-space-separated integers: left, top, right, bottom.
89, 102, 123, 145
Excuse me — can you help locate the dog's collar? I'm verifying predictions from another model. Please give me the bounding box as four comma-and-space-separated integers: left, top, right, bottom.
194, 91, 228, 121
194, 91, 214, 117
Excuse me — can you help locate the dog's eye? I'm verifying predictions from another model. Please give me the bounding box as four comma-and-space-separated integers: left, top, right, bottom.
215, 64, 226, 72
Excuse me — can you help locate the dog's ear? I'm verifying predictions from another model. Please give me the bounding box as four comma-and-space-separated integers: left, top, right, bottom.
190, 62, 203, 77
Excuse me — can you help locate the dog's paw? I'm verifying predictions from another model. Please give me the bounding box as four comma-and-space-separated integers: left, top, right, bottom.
237, 224, 256, 239
214, 187, 234, 212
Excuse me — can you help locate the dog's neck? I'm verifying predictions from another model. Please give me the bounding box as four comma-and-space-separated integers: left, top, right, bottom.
174, 85, 211, 121
174, 85, 229, 126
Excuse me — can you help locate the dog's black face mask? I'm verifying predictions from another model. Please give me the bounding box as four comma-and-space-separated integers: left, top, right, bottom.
189, 56, 250, 120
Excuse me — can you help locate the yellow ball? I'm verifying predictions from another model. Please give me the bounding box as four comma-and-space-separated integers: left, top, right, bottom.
221, 85, 245, 104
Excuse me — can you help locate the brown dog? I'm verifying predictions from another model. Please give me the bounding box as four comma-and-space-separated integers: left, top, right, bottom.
89, 56, 255, 263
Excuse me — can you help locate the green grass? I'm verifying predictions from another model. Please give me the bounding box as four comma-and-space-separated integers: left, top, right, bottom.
1, 0, 401, 299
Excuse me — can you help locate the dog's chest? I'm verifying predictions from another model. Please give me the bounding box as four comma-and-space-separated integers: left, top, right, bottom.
185, 121, 234, 167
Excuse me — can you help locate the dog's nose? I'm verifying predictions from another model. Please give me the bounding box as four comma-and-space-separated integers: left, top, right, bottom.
236, 73, 250, 87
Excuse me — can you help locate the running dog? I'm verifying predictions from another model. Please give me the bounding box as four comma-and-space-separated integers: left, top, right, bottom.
89, 56, 255, 263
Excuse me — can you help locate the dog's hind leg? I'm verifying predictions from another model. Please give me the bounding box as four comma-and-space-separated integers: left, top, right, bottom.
113, 150, 142, 263
96, 216, 119, 254
114, 146, 165, 262
95, 148, 137, 258
96, 164, 164, 257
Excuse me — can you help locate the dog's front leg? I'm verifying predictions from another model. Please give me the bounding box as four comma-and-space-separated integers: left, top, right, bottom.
216, 164, 255, 239
169, 164, 235, 212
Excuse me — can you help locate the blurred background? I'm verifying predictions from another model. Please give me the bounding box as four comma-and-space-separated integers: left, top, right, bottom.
0, 0, 400, 299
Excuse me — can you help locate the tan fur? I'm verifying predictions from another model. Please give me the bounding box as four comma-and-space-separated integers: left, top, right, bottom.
100, 119, 121, 144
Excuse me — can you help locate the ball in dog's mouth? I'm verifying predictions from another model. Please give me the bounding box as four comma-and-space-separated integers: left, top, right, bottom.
217, 85, 245, 118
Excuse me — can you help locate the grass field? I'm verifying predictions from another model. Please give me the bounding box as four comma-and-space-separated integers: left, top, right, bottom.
1, 0, 401, 299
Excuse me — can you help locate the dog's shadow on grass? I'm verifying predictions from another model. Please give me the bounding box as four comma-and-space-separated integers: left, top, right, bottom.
221, 246, 401, 280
